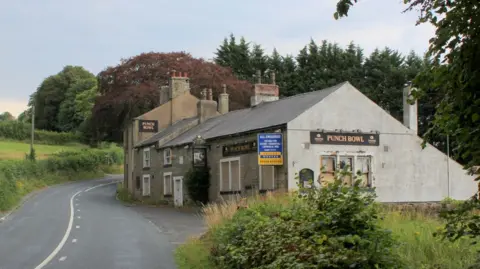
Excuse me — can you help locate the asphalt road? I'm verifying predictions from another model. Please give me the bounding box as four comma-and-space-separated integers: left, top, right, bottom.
0, 176, 178, 269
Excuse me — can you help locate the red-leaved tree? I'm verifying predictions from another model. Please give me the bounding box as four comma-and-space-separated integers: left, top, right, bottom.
87, 52, 252, 143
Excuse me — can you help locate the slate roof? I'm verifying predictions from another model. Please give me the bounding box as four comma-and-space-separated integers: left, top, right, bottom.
135, 117, 198, 147
153, 82, 348, 149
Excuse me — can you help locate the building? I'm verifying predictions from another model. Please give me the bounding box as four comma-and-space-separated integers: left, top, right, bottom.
125, 72, 477, 206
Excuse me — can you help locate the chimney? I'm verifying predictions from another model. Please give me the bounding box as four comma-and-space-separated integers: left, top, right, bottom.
255, 70, 262, 84
250, 70, 279, 107
198, 88, 218, 123
218, 84, 229, 114
271, 70, 276, 85
403, 83, 418, 135
169, 70, 190, 99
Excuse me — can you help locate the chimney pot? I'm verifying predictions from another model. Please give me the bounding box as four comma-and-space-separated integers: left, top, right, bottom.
256, 70, 261, 84
207, 89, 213, 100
222, 84, 227, 93
184, 72, 188, 78
178, 71, 183, 77
171, 70, 176, 77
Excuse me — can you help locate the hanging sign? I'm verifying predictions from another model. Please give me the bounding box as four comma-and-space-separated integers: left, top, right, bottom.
257, 133, 283, 166
138, 120, 158, 133
310, 131, 379, 146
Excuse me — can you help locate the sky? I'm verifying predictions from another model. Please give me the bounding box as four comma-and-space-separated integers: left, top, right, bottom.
0, 0, 435, 117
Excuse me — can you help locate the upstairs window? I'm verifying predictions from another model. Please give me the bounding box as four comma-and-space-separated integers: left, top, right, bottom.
164, 148, 172, 165
143, 148, 150, 168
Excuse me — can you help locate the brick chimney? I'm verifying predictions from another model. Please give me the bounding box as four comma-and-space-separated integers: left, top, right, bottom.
158, 70, 190, 105
197, 88, 218, 123
250, 70, 279, 107
218, 84, 229, 114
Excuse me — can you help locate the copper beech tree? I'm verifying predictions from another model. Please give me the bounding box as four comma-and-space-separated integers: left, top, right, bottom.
88, 52, 252, 143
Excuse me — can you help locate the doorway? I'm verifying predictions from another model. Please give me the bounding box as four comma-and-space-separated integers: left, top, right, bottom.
173, 176, 184, 207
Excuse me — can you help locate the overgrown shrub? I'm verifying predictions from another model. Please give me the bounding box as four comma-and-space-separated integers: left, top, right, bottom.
185, 167, 210, 204
209, 172, 403, 268
0, 121, 81, 145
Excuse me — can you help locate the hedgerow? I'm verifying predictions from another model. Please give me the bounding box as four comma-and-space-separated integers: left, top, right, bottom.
0, 147, 123, 211
0, 121, 81, 145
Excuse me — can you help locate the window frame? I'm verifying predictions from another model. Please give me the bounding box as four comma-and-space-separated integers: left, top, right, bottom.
319, 153, 374, 188
163, 172, 173, 196
219, 156, 241, 193
164, 148, 172, 165
142, 174, 151, 196
143, 147, 151, 168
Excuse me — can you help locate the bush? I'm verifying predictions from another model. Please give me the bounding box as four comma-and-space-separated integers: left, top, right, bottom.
209, 178, 403, 269
0, 121, 81, 145
0, 146, 124, 211
185, 167, 210, 204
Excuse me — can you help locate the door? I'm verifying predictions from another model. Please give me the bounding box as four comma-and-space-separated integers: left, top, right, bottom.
173, 176, 184, 207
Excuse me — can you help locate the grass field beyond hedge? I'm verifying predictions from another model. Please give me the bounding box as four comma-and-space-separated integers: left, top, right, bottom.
0, 140, 86, 160
175, 193, 479, 269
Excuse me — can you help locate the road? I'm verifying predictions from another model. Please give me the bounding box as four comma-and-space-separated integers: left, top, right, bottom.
0, 176, 186, 269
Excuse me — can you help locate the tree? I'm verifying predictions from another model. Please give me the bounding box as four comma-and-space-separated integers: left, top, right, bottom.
0, 112, 14, 121
30, 66, 96, 132
89, 52, 252, 143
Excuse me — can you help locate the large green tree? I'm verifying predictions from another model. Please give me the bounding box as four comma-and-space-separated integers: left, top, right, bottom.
30, 66, 96, 132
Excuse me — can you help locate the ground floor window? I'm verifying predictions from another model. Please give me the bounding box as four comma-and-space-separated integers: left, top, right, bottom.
320, 155, 372, 187
142, 174, 151, 196
260, 165, 275, 191
164, 172, 173, 196
220, 157, 241, 194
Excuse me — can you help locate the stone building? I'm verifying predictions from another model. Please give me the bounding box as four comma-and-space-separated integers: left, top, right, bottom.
125, 71, 477, 206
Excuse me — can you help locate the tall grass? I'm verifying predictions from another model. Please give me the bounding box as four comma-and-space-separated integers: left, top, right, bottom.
0, 121, 81, 145
176, 191, 479, 269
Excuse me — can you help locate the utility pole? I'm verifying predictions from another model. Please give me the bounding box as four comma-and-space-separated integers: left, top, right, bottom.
30, 105, 35, 158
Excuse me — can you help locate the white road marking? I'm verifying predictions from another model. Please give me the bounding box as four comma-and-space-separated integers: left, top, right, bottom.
34, 181, 119, 269
59, 256, 67, 262
72, 239, 77, 243
75, 203, 79, 206
77, 216, 81, 219
76, 225, 80, 229
76, 209, 80, 212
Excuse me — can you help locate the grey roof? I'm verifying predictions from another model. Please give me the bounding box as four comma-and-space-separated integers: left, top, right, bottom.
135, 117, 198, 147
159, 82, 348, 148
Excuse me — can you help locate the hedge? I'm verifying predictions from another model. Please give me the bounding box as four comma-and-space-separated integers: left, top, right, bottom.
0, 121, 81, 145
0, 147, 124, 211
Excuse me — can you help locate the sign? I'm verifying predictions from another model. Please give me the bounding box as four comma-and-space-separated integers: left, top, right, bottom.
223, 141, 257, 157
310, 131, 379, 146
138, 120, 158, 133
257, 133, 283, 166
193, 148, 207, 167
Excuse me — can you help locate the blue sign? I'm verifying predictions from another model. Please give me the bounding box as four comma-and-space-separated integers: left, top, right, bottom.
257, 133, 283, 166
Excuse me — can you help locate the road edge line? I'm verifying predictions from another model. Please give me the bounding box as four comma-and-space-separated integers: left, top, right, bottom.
34, 180, 119, 269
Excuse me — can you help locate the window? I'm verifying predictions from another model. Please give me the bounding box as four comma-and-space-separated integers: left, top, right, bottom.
142, 174, 151, 196
320, 156, 336, 187
163, 172, 173, 196
260, 165, 275, 190
339, 156, 353, 185
356, 156, 372, 187
164, 148, 172, 165
219, 157, 241, 194
178, 156, 184, 165
143, 148, 150, 168
136, 176, 141, 189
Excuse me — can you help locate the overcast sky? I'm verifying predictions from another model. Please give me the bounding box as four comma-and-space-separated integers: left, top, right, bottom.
0, 0, 434, 117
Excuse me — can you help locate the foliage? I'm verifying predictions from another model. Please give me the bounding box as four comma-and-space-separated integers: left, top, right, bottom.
29, 65, 96, 133
0, 112, 15, 121
0, 140, 86, 161
0, 121, 81, 145
25, 147, 36, 162
185, 166, 211, 204
208, 174, 403, 268
0, 146, 123, 211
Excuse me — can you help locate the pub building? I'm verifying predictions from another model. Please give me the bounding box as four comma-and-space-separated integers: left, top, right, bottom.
127, 74, 476, 206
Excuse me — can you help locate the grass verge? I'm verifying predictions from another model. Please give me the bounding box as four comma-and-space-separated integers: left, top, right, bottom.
174, 192, 479, 269
0, 140, 87, 160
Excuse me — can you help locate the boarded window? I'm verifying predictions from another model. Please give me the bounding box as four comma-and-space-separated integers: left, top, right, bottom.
164, 173, 172, 195
261, 166, 275, 190
320, 156, 336, 187
339, 156, 353, 185
142, 174, 151, 196
356, 156, 372, 187
220, 158, 241, 192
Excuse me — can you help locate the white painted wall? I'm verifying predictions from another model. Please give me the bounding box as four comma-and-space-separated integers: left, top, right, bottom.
287, 82, 476, 202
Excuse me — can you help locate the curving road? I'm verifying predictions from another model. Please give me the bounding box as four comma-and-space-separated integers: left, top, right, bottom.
0, 176, 192, 269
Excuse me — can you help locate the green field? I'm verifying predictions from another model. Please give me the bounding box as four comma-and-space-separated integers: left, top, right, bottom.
0, 140, 87, 160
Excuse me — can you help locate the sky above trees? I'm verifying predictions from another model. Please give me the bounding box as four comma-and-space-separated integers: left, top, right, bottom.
0, 0, 434, 116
